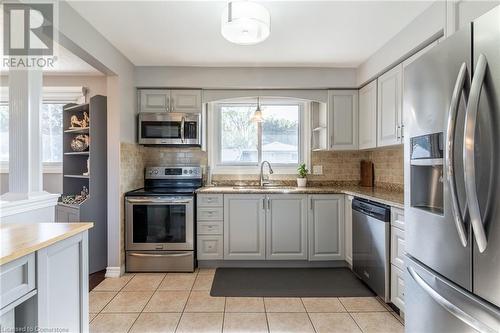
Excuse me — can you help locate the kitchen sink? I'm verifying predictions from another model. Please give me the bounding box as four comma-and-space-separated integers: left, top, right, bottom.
232, 185, 297, 190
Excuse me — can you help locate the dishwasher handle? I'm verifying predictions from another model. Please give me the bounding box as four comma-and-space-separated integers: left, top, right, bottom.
352, 198, 391, 222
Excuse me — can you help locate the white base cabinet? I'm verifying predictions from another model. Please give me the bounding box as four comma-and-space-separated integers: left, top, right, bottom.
308, 194, 345, 261
344, 195, 354, 265
390, 207, 405, 313
266, 195, 308, 260
197, 194, 224, 260
223, 194, 266, 260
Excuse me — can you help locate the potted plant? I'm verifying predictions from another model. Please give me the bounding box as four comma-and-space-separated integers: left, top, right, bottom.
297, 163, 308, 187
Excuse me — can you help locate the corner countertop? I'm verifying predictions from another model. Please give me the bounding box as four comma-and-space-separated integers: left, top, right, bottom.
197, 186, 404, 209
0, 222, 93, 266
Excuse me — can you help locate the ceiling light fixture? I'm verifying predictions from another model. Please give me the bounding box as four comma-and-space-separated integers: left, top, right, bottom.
251, 97, 264, 123
221, 1, 270, 45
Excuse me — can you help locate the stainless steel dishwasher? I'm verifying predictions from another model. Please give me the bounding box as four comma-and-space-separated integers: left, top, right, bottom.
352, 198, 391, 301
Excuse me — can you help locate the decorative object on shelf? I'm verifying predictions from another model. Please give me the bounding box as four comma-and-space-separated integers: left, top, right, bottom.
70, 112, 90, 129
83, 158, 90, 176
70, 134, 90, 152
221, 0, 270, 45
61, 186, 89, 205
76, 87, 89, 104
297, 163, 308, 187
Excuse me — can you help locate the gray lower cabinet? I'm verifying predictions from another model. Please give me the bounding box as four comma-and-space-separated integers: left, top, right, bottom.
0, 232, 88, 332
266, 195, 308, 260
224, 194, 266, 260
55, 204, 80, 223
308, 194, 345, 261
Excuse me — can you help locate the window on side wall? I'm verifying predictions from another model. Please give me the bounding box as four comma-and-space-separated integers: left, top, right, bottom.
0, 103, 65, 173
211, 98, 307, 173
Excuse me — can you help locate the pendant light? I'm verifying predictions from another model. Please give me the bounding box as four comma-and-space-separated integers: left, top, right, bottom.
251, 97, 264, 123
221, 1, 271, 45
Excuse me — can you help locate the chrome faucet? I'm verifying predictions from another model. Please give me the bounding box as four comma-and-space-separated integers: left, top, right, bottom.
260, 161, 274, 187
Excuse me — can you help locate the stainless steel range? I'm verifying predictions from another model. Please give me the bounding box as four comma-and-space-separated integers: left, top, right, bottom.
125, 166, 202, 272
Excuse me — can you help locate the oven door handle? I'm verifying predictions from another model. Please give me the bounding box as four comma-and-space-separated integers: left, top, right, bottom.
126, 197, 193, 204
128, 252, 193, 258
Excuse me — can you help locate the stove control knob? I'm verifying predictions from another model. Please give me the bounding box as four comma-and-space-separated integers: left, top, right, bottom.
189, 170, 193, 174
153, 170, 158, 175
183, 170, 188, 174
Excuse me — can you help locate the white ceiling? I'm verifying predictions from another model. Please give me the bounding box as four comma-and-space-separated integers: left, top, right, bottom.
69, 1, 434, 68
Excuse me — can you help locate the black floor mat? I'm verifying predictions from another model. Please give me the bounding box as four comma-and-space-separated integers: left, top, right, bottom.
210, 267, 375, 297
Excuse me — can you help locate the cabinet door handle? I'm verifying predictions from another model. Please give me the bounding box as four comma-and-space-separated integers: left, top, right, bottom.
267, 197, 271, 210
262, 198, 266, 210
400, 124, 404, 139
166, 97, 170, 112
171, 97, 174, 112
310, 198, 314, 210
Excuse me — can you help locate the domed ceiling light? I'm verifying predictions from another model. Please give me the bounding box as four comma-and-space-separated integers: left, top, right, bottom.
221, 1, 270, 45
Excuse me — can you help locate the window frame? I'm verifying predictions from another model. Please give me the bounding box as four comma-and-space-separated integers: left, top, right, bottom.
0, 87, 83, 174
208, 97, 311, 175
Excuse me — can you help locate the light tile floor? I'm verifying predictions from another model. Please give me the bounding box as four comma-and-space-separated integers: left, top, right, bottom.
90, 269, 404, 333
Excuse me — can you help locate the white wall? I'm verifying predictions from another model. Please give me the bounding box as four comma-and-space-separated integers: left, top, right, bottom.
357, 0, 499, 86
135, 66, 357, 89
43, 75, 106, 97
357, 1, 446, 86
58, 1, 136, 275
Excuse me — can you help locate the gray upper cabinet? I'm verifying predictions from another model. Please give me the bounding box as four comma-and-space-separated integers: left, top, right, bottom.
170, 90, 202, 113
266, 195, 308, 260
328, 90, 358, 150
308, 194, 345, 261
358, 80, 378, 150
139, 89, 171, 112
377, 64, 403, 147
224, 194, 266, 260
139, 89, 202, 113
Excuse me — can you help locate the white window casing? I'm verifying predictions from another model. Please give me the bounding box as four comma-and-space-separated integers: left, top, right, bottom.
207, 97, 311, 175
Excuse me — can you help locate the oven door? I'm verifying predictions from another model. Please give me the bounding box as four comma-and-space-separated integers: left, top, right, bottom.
138, 113, 201, 145
125, 196, 194, 251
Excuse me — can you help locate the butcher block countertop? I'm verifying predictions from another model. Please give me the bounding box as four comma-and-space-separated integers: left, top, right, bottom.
197, 185, 404, 209
0, 222, 93, 265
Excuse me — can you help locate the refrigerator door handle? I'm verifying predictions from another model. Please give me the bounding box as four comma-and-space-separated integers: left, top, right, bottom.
446, 62, 469, 247
464, 53, 488, 253
407, 266, 497, 333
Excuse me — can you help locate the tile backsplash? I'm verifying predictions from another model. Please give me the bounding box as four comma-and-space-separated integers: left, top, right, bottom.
120, 143, 403, 190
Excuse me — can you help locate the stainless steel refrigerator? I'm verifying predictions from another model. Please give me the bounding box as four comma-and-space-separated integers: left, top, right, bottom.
403, 5, 500, 333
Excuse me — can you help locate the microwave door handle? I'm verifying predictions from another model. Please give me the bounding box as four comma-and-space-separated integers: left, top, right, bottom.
180, 116, 185, 143
446, 62, 469, 247
464, 54, 488, 253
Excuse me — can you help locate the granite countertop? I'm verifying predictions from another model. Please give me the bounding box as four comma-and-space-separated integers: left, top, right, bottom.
197, 185, 404, 209
0, 222, 93, 265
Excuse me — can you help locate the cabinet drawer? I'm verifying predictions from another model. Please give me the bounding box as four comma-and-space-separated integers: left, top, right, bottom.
0, 253, 35, 309
391, 207, 404, 230
391, 264, 405, 313
197, 194, 223, 207
198, 207, 223, 220
391, 226, 406, 270
197, 222, 223, 235
197, 236, 223, 260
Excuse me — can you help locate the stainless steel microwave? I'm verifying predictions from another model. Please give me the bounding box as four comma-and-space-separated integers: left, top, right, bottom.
138, 112, 201, 145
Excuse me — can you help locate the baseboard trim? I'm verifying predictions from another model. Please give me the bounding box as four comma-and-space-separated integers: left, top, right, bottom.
197, 260, 349, 268
105, 266, 125, 278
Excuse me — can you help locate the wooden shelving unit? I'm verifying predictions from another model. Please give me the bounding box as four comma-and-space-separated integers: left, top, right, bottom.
56, 95, 108, 274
